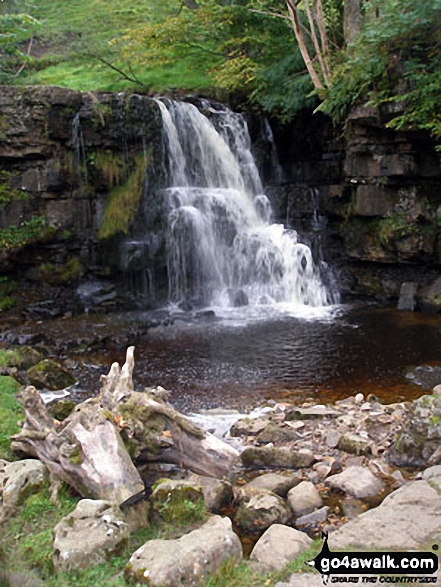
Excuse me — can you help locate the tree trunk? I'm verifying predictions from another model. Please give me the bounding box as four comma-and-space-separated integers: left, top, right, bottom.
11, 347, 238, 504
344, 0, 362, 45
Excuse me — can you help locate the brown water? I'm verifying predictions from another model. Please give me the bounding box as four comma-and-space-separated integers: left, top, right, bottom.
90, 304, 441, 412
3, 304, 440, 413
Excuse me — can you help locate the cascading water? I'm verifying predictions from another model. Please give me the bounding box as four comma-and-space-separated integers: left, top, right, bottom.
155, 98, 338, 313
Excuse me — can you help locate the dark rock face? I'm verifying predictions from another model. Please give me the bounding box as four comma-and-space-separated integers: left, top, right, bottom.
0, 86, 165, 308
268, 106, 441, 303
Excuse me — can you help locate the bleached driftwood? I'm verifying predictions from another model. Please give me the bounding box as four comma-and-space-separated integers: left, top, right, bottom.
11, 346, 238, 503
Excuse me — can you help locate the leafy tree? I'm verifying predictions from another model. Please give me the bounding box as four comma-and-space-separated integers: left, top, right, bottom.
0, 2, 39, 80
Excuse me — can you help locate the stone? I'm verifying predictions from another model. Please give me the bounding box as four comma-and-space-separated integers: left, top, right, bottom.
0, 459, 48, 514
285, 405, 339, 421
150, 479, 205, 522
27, 359, 77, 390
229, 416, 270, 437
287, 481, 323, 517
419, 276, 441, 313
337, 433, 372, 456
53, 498, 149, 572
325, 431, 341, 448
246, 472, 301, 497
397, 281, 418, 311
235, 489, 291, 532
185, 473, 233, 512
354, 184, 395, 217
325, 466, 385, 499
257, 422, 301, 444
126, 515, 242, 586
249, 524, 312, 573
241, 446, 315, 469
419, 465, 441, 480
387, 394, 441, 467
295, 506, 329, 529
329, 480, 441, 550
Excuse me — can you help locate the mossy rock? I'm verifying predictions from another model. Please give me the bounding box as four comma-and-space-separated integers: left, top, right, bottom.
49, 399, 76, 421
150, 480, 206, 526
27, 359, 77, 391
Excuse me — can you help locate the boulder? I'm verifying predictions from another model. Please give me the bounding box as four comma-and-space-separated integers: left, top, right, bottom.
229, 416, 270, 437
53, 498, 149, 572
150, 479, 205, 524
250, 524, 312, 573
241, 446, 315, 469
295, 505, 329, 529
419, 276, 441, 313
337, 433, 372, 456
185, 473, 233, 512
126, 515, 242, 586
246, 472, 301, 497
0, 459, 48, 516
388, 394, 441, 467
287, 481, 323, 517
27, 359, 77, 390
329, 480, 441, 550
285, 405, 339, 421
325, 466, 385, 499
397, 281, 418, 311
256, 422, 301, 444
235, 489, 291, 532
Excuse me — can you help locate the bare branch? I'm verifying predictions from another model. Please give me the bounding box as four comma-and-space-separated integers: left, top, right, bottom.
304, 0, 330, 85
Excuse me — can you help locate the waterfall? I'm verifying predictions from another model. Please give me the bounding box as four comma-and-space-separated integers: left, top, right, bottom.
155, 98, 337, 312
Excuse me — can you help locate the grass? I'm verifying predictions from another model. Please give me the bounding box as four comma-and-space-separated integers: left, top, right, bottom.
0, 375, 22, 460
8, 0, 214, 94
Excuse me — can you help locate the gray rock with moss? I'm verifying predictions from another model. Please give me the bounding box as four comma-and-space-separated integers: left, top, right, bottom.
249, 524, 312, 573
185, 473, 233, 512
150, 479, 205, 524
241, 446, 315, 469
388, 393, 441, 467
0, 459, 48, 518
53, 498, 149, 572
235, 488, 291, 532
126, 515, 242, 586
27, 359, 77, 391
246, 472, 301, 496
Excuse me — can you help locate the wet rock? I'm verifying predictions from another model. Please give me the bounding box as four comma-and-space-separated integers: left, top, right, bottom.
337, 432, 372, 456
249, 524, 312, 573
228, 289, 249, 307
397, 281, 418, 311
387, 394, 441, 467
241, 446, 315, 469
295, 505, 329, 529
287, 481, 323, 517
419, 276, 441, 313
257, 422, 301, 444
325, 466, 385, 499
185, 473, 233, 512
230, 416, 270, 437
53, 498, 149, 572
235, 489, 291, 532
329, 480, 441, 550
246, 472, 301, 497
0, 459, 48, 517
285, 405, 340, 421
341, 497, 368, 520
27, 359, 77, 390
126, 515, 242, 586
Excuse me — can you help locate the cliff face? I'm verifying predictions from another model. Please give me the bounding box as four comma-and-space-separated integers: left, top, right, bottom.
269, 105, 441, 302
0, 86, 440, 310
0, 86, 165, 305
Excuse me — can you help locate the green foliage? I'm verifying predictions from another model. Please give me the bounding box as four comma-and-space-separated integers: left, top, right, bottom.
159, 494, 207, 527
37, 257, 82, 285
99, 156, 147, 240
322, 0, 441, 142
0, 215, 54, 252
0, 375, 22, 460
0, 170, 28, 206
0, 276, 18, 312
376, 216, 418, 246
0, 5, 40, 81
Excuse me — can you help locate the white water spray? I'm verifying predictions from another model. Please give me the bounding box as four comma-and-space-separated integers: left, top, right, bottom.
155, 98, 337, 312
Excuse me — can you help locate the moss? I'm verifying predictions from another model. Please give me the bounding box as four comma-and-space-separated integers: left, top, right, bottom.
49, 399, 75, 421
92, 150, 127, 188
0, 277, 18, 313
68, 445, 84, 466
0, 215, 55, 252
37, 257, 82, 285
99, 154, 147, 240
0, 170, 28, 207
